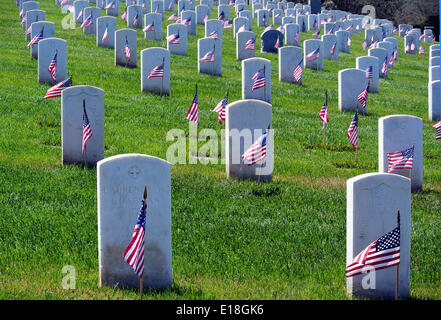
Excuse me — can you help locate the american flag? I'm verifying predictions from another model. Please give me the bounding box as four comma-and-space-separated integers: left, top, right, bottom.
263, 24, 273, 33
347, 112, 358, 149
357, 88, 368, 109
393, 49, 398, 60
274, 37, 280, 49
185, 88, 199, 125
209, 31, 219, 39
204, 14, 209, 23
21, 13, 26, 25
346, 25, 353, 31
251, 68, 265, 91
26, 24, 32, 36
121, 8, 127, 22
319, 93, 328, 128
313, 20, 318, 29
182, 17, 191, 26
104, 1, 115, 9
218, 11, 225, 21
80, 14, 93, 29
405, 43, 410, 53
293, 59, 303, 83
388, 54, 395, 66
143, 22, 154, 32
369, 41, 376, 49
133, 13, 139, 27
433, 121, 441, 140
312, 30, 320, 39
294, 32, 299, 43
347, 37, 351, 46
26, 28, 44, 49
142, 1, 147, 10
365, 66, 373, 79
199, 49, 215, 63
276, 25, 283, 33
223, 20, 233, 28
154, 6, 160, 14
76, 9, 83, 21
330, 41, 336, 55
19, 8, 23, 18
346, 226, 400, 278
123, 200, 147, 278
242, 129, 268, 166
418, 46, 424, 55
48, 51, 57, 83
147, 62, 164, 79
245, 37, 255, 50
168, 2, 173, 10
306, 47, 320, 62
168, 13, 178, 21
102, 26, 109, 44
43, 76, 72, 99
381, 56, 388, 75
387, 146, 414, 172
237, 25, 246, 33
82, 105, 92, 153
410, 42, 416, 51
167, 33, 180, 44
124, 39, 131, 61
210, 94, 228, 123
262, 15, 267, 26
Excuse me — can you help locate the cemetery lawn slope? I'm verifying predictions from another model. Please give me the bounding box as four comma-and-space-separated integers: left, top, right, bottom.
0, 1, 440, 299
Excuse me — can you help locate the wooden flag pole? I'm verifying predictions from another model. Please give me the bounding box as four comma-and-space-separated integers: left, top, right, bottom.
160, 57, 165, 97
140, 185, 147, 298
82, 99, 87, 168
125, 36, 129, 68
395, 210, 401, 300
355, 105, 359, 163
323, 90, 328, 144
263, 64, 267, 102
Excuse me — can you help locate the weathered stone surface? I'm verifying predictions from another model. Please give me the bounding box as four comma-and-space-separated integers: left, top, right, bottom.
97, 154, 172, 290
61, 85, 104, 166
346, 173, 411, 299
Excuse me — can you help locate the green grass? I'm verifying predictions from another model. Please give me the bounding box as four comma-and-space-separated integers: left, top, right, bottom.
0, 0, 440, 300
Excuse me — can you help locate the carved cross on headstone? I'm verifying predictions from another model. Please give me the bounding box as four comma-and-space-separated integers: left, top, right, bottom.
129, 166, 140, 178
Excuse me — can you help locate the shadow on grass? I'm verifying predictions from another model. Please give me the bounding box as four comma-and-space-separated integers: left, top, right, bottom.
301, 142, 354, 152
118, 283, 206, 299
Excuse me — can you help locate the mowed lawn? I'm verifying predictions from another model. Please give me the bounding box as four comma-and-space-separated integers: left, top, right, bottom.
0, 0, 440, 300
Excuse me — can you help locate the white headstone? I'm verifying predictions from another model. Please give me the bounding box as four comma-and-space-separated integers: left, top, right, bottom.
321, 34, 338, 60
205, 19, 223, 40
429, 66, 440, 83
198, 37, 222, 76
25, 9, 45, 41
225, 100, 273, 181
141, 47, 170, 95
284, 23, 300, 47
338, 68, 368, 114
167, 23, 188, 55
144, 13, 162, 41
29, 21, 54, 60
356, 56, 379, 93
378, 115, 423, 192
347, 173, 411, 299
115, 28, 137, 68
236, 31, 255, 61
74, 0, 89, 23
96, 16, 117, 48
428, 80, 440, 121
303, 39, 323, 70
238, 10, 252, 31
97, 154, 172, 290
83, 7, 101, 35
242, 57, 271, 103
61, 85, 104, 166
368, 47, 388, 78
105, 0, 119, 16
195, 5, 210, 25
279, 46, 303, 84
127, 5, 143, 28
38, 37, 67, 84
